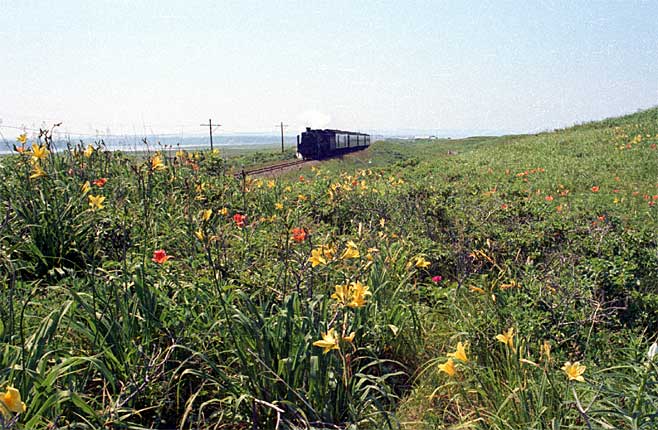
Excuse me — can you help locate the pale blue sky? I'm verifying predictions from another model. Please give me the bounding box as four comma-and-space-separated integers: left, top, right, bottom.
1, 0, 657, 137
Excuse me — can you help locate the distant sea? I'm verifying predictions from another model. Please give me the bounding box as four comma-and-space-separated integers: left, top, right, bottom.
0, 134, 294, 154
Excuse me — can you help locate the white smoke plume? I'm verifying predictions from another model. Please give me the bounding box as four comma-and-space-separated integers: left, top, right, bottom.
297, 110, 331, 129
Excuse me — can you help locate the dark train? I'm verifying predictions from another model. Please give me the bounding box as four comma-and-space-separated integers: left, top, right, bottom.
296, 128, 370, 160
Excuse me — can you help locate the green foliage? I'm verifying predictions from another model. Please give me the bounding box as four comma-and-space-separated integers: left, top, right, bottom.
1, 107, 658, 428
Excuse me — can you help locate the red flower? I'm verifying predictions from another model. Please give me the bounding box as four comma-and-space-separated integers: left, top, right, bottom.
233, 213, 246, 228
92, 177, 107, 187
152, 249, 172, 264
432, 275, 443, 283
291, 227, 307, 243
545, 195, 554, 202
591, 186, 600, 193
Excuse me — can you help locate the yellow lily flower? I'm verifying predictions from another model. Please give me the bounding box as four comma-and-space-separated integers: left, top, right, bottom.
194, 229, 205, 241
88, 194, 106, 211
495, 327, 515, 348
342, 332, 356, 343
219, 207, 228, 216
309, 248, 327, 267
348, 281, 371, 308
267, 180, 276, 189
313, 328, 340, 354
275, 202, 284, 210
331, 284, 350, 305
83, 144, 94, 158
151, 155, 166, 171
562, 361, 586, 382
1, 386, 26, 414
438, 358, 456, 377
414, 256, 431, 269
447, 341, 468, 363
200, 209, 212, 222
341, 241, 360, 259
30, 143, 49, 161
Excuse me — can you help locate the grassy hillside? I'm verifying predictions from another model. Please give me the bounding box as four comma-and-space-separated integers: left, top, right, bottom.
0, 108, 656, 429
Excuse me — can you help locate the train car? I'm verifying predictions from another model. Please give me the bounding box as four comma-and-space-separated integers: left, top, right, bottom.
296, 128, 370, 160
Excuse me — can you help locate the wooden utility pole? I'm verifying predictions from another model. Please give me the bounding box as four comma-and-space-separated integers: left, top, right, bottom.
276, 122, 288, 153
200, 119, 221, 151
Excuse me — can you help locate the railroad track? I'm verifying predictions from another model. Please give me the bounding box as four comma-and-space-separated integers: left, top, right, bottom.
238, 159, 310, 177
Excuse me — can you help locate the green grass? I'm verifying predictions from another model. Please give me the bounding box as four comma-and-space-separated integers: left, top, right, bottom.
1, 108, 657, 429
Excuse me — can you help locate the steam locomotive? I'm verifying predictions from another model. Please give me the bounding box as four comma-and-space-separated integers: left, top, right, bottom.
296, 128, 370, 160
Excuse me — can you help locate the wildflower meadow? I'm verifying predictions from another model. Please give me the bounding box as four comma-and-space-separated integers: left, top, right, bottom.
1, 108, 658, 429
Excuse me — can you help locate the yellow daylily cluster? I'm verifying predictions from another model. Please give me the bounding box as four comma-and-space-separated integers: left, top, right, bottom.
438, 331, 587, 385
20, 141, 51, 180
0, 386, 26, 417
493, 328, 586, 382
331, 281, 371, 308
